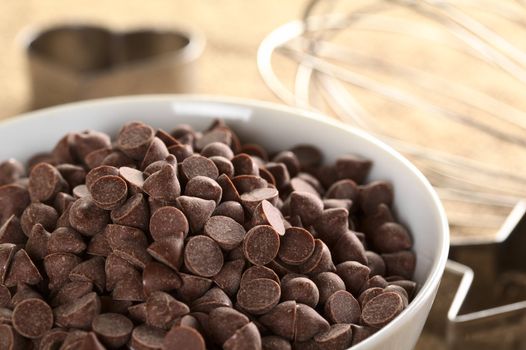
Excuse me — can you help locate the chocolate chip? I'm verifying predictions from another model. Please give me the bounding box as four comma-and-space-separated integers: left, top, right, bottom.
176, 196, 216, 233
85, 148, 113, 170
388, 279, 417, 299
11, 298, 53, 339
244, 225, 280, 266
240, 266, 280, 289
39, 328, 68, 350
262, 336, 291, 350
85, 166, 119, 192
176, 273, 213, 303
150, 206, 189, 241
359, 181, 393, 215
141, 137, 169, 170
92, 313, 133, 348
184, 235, 223, 277
382, 250, 416, 279
213, 201, 245, 225
212, 259, 245, 297
87, 233, 111, 257
351, 324, 377, 346
185, 176, 223, 204
5, 249, 42, 287
110, 193, 149, 231
298, 239, 335, 275
56, 164, 86, 189
232, 175, 268, 195
143, 164, 181, 202
282, 277, 319, 308
118, 166, 145, 194
163, 325, 206, 350
117, 123, 155, 160
0, 184, 30, 225
0, 159, 25, 186
290, 145, 322, 170
156, 129, 179, 147
20, 203, 58, 237
209, 156, 235, 178
332, 230, 367, 265
335, 155, 372, 184
145, 291, 189, 330
278, 227, 315, 266
272, 152, 300, 178
25, 223, 51, 260
60, 330, 89, 350
147, 234, 185, 271
361, 292, 404, 328
0, 324, 28, 350
131, 325, 166, 350
202, 142, 234, 160
313, 208, 348, 246
265, 163, 290, 191
29, 163, 68, 203
191, 287, 232, 313
324, 290, 361, 324
384, 285, 409, 307
89, 175, 128, 210
69, 256, 106, 292
54, 292, 101, 330
295, 303, 330, 342
112, 272, 145, 302
289, 191, 323, 227
259, 301, 296, 340
195, 127, 231, 150
204, 216, 245, 251
181, 155, 219, 180
168, 143, 193, 162
365, 250, 386, 277
209, 307, 250, 345
336, 261, 370, 296
312, 272, 346, 305
69, 197, 109, 237
326, 179, 359, 203
52, 281, 93, 307
313, 323, 352, 350
232, 153, 259, 176
223, 322, 261, 350
143, 261, 182, 297
371, 222, 412, 254
362, 275, 388, 292
0, 244, 16, 285
0, 215, 26, 245
237, 278, 281, 315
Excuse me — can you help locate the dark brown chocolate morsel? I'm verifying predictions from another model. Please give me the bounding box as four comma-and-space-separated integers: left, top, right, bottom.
313, 323, 352, 350
314, 208, 348, 247
25, 223, 51, 260
384, 285, 409, 307
85, 166, 119, 192
0, 243, 16, 284
217, 174, 241, 202
361, 292, 404, 328
213, 201, 245, 225
209, 156, 235, 178
243, 225, 280, 266
59, 330, 89, 350
52, 281, 93, 307
28, 163, 68, 203
237, 278, 281, 315
351, 324, 377, 346
362, 275, 388, 292
204, 215, 245, 251
262, 336, 292, 350
54, 292, 101, 330
4, 249, 43, 287
289, 177, 319, 198
142, 261, 182, 297
143, 164, 181, 202
0, 285, 11, 307
322, 198, 353, 211
240, 266, 280, 289
118, 166, 145, 194
150, 206, 189, 241
163, 325, 206, 350
181, 155, 219, 180
312, 272, 346, 305
10, 283, 43, 306
56, 164, 86, 189
335, 155, 372, 184
212, 259, 245, 297
0, 215, 26, 245
185, 176, 223, 205
92, 313, 133, 348
87, 233, 111, 257
184, 235, 223, 278
141, 137, 169, 170
272, 151, 300, 178
360, 181, 393, 215
111, 193, 149, 231
298, 239, 335, 275
202, 142, 234, 160
0, 184, 30, 225
20, 202, 58, 237
265, 162, 290, 190
39, 328, 68, 350
389, 279, 417, 300
289, 191, 323, 226
371, 222, 412, 254
48, 227, 86, 255
85, 148, 113, 170
54, 191, 75, 214
70, 130, 111, 161
232, 175, 268, 195
232, 153, 260, 177
69, 197, 109, 237
366, 250, 386, 277
336, 261, 371, 296
12, 298, 53, 339
223, 322, 261, 350
240, 187, 279, 214
176, 273, 213, 303
209, 306, 250, 345
278, 227, 315, 266
104, 253, 137, 291
100, 149, 135, 169
195, 127, 231, 150
251, 200, 285, 236
69, 256, 106, 292
324, 290, 361, 324
168, 143, 193, 162
146, 291, 189, 330
382, 251, 416, 280
0, 306, 12, 324
360, 203, 394, 235
128, 303, 147, 323
326, 179, 359, 203
294, 303, 330, 342
79, 332, 105, 350
176, 196, 216, 234
290, 145, 322, 170
358, 287, 384, 308
156, 129, 179, 147
0, 159, 25, 186
332, 230, 367, 265
147, 234, 185, 271
117, 122, 155, 160
131, 324, 166, 350
89, 175, 128, 210
281, 277, 319, 309
72, 185, 90, 199
191, 287, 233, 313
0, 324, 28, 350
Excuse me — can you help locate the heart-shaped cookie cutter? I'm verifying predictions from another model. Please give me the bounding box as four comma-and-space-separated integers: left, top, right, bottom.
23, 23, 205, 109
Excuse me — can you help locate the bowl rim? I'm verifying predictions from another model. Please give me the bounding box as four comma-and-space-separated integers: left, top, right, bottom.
1, 94, 449, 348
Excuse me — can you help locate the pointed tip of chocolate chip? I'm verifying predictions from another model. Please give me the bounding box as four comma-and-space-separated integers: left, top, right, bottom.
143, 164, 181, 201
176, 196, 216, 233
4, 249, 42, 288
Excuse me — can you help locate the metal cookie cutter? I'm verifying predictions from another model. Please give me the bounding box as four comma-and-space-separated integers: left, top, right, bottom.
424, 201, 526, 349
22, 24, 205, 109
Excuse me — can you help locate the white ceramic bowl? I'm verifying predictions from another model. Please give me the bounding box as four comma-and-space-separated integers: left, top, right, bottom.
0, 95, 449, 349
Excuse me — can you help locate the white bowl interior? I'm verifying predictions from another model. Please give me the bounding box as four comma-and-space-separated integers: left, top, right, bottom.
0, 96, 449, 349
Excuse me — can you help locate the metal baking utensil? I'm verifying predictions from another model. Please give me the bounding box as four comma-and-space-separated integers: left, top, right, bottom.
425, 200, 526, 350
22, 24, 205, 109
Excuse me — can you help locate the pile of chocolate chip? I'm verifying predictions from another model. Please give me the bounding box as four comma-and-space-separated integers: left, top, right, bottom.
0, 119, 416, 350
